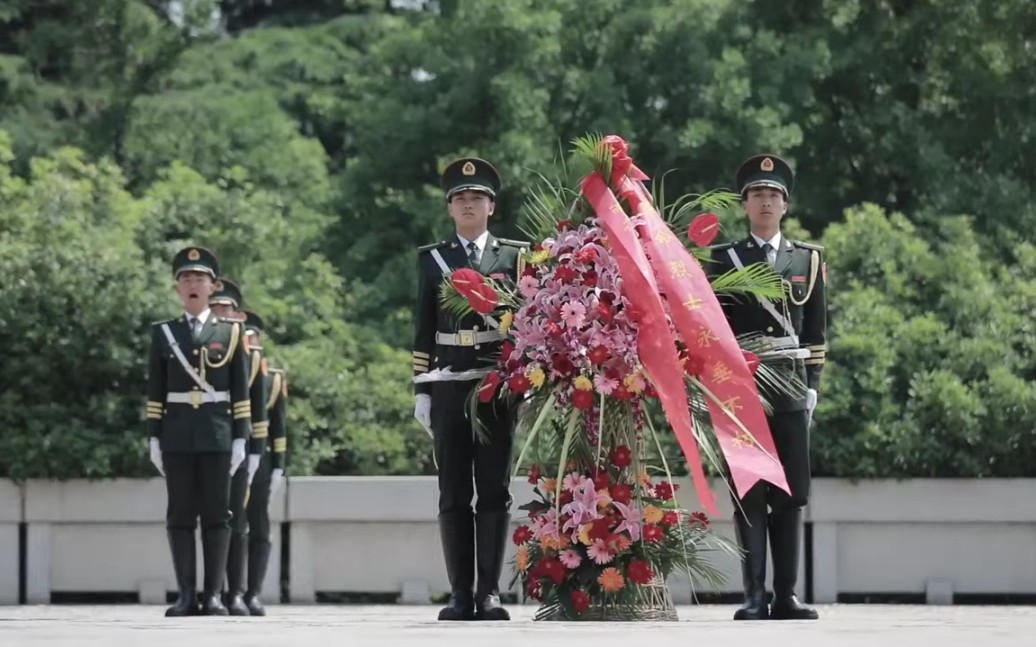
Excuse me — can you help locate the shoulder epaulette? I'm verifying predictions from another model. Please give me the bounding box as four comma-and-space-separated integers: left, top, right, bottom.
495, 237, 529, 247
152, 317, 177, 327
708, 241, 736, 251
418, 240, 448, 253
792, 240, 824, 251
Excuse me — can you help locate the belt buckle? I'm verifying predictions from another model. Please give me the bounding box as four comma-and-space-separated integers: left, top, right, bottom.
190, 391, 203, 409
458, 331, 475, 346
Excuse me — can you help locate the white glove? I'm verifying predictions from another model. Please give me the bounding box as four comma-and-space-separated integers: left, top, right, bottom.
149, 438, 164, 476
229, 438, 246, 474
414, 394, 432, 438
270, 468, 285, 495
246, 454, 261, 485
806, 388, 818, 425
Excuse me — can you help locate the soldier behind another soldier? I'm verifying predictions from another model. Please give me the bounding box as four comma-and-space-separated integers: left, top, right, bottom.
146, 246, 251, 616
412, 157, 527, 621
208, 278, 267, 615
242, 309, 287, 616
708, 154, 826, 621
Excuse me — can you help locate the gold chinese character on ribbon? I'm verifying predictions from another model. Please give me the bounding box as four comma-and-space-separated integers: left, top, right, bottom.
712, 361, 733, 383
683, 294, 703, 311
731, 430, 755, 449
654, 228, 676, 245
669, 260, 689, 279
696, 326, 719, 347
721, 396, 743, 414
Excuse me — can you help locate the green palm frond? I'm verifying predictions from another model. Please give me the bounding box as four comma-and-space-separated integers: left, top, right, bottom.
709, 262, 785, 302
518, 170, 581, 241
569, 133, 611, 179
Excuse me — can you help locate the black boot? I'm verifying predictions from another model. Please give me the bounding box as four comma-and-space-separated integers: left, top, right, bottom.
474, 510, 511, 621
200, 528, 230, 616
224, 532, 250, 616
165, 529, 199, 617
732, 508, 769, 620
437, 514, 475, 621
768, 509, 818, 620
244, 538, 271, 616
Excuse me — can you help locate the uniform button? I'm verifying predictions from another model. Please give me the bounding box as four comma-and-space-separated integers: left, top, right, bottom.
193, 386, 200, 391
473, 325, 480, 331
766, 326, 774, 333
193, 349, 199, 356
474, 345, 481, 350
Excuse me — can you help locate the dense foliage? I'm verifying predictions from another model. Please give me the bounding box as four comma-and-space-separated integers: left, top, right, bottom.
1, 0, 1034, 479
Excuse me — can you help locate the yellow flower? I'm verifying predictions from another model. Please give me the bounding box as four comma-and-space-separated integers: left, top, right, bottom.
643, 505, 664, 524
516, 545, 530, 572
526, 366, 545, 388
529, 249, 550, 264
596, 491, 612, 510
598, 567, 625, 592
499, 310, 514, 333
573, 375, 593, 391
578, 524, 593, 546
623, 372, 644, 393
637, 470, 651, 486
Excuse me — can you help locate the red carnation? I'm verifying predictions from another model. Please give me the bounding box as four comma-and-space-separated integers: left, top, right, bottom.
572, 389, 594, 410
690, 511, 710, 529
546, 321, 564, 338
687, 212, 720, 247
527, 464, 542, 484
478, 372, 501, 402
559, 489, 574, 506
581, 270, 598, 288
596, 302, 615, 323
661, 511, 679, 526
592, 470, 610, 491
555, 265, 576, 283
654, 480, 678, 501
611, 384, 632, 400
588, 517, 613, 542
557, 219, 572, 231
643, 524, 664, 542
500, 340, 515, 363
571, 589, 591, 614
682, 351, 706, 377
507, 373, 532, 394
588, 345, 610, 365
552, 353, 575, 376
526, 580, 543, 601
626, 559, 654, 585
609, 483, 632, 505
610, 445, 632, 468
512, 525, 533, 545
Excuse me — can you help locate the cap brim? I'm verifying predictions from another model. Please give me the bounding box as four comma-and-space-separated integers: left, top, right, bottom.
176, 264, 216, 277
209, 297, 238, 307
447, 184, 496, 199
741, 179, 788, 195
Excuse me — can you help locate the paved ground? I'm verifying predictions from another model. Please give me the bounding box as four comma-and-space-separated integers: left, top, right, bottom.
1, 604, 1034, 646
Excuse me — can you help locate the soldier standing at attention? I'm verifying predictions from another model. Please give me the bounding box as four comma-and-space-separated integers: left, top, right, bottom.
412, 157, 527, 621
242, 309, 287, 616
146, 246, 252, 616
208, 278, 266, 615
708, 155, 826, 621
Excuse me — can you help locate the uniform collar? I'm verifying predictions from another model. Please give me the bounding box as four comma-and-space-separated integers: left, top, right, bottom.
456, 230, 490, 254
184, 308, 211, 325
749, 230, 782, 251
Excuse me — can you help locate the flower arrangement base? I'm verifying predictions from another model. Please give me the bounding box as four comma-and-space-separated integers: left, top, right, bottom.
534, 576, 679, 622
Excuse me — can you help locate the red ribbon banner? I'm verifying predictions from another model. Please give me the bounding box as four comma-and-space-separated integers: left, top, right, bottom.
581, 172, 719, 516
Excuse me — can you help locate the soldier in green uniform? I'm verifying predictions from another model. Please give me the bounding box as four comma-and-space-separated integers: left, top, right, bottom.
146, 246, 252, 616
242, 309, 287, 616
208, 279, 267, 615
708, 154, 826, 621
412, 157, 527, 621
